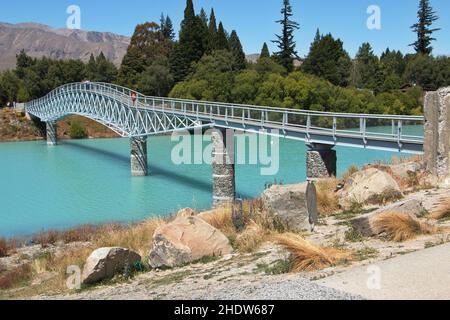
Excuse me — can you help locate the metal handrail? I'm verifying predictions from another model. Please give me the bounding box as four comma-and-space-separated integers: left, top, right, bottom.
26, 82, 424, 121
25, 82, 425, 148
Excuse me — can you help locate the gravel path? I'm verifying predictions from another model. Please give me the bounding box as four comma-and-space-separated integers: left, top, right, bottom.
190, 277, 363, 300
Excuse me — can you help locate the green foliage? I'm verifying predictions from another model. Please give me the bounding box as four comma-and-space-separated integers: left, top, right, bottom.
170, 58, 424, 117
138, 56, 174, 96
256, 259, 293, 275
404, 54, 450, 90
170, 50, 235, 101
302, 31, 351, 86
228, 31, 246, 71
160, 14, 175, 40
260, 43, 271, 59
118, 21, 172, 88
207, 8, 218, 52
171, 0, 209, 82
272, 0, 300, 72
69, 121, 87, 139
352, 43, 384, 92
410, 0, 440, 55
215, 22, 229, 51
87, 52, 117, 83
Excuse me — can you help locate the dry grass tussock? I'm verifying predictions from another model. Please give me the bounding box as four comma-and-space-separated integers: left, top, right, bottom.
430, 198, 450, 221
373, 212, 439, 242
274, 233, 352, 272
1, 218, 167, 292
0, 238, 17, 258
342, 165, 359, 181
199, 199, 275, 252
316, 178, 340, 216
94, 218, 166, 257
368, 155, 422, 167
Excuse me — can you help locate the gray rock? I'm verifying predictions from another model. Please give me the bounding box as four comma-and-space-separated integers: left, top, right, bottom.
262, 183, 310, 232
82, 247, 141, 284
424, 87, 450, 179
350, 199, 424, 237
390, 162, 422, 180
149, 216, 233, 269
338, 168, 402, 210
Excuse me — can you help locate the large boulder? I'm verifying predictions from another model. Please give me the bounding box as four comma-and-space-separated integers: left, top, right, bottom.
262, 183, 309, 232
389, 162, 422, 180
149, 216, 232, 268
339, 168, 402, 210
350, 199, 424, 237
176, 208, 196, 218
82, 247, 141, 285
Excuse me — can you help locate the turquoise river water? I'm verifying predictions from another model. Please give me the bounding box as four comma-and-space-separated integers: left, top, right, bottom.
0, 133, 418, 238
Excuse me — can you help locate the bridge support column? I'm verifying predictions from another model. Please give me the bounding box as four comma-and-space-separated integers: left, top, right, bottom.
424, 87, 450, 182
212, 128, 235, 207
306, 144, 337, 179
130, 137, 148, 177
46, 121, 57, 146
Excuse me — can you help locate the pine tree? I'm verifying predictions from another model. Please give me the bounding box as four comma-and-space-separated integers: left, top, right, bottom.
229, 30, 246, 70
207, 8, 218, 51
86, 54, 97, 80
216, 22, 229, 50
272, 0, 299, 73
160, 14, 175, 40
95, 52, 118, 83
16, 50, 34, 78
352, 42, 383, 91
260, 43, 270, 59
302, 31, 351, 87
199, 8, 208, 27
170, 0, 208, 82
410, 0, 440, 55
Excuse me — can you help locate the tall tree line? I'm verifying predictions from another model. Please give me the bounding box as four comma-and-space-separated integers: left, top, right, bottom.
0, 50, 117, 105
1, 0, 448, 116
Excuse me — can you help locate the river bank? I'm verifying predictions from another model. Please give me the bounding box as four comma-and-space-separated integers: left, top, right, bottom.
0, 108, 119, 142
1, 158, 449, 300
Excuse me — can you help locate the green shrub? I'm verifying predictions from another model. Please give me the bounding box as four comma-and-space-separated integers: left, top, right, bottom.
69, 121, 87, 139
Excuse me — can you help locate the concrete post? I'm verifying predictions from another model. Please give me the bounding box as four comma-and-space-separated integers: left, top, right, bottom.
130, 137, 148, 177
424, 87, 450, 181
306, 143, 337, 179
212, 128, 235, 207
46, 121, 57, 146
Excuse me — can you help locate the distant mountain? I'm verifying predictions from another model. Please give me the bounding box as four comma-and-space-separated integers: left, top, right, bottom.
246, 54, 260, 63
0, 22, 130, 71
246, 53, 304, 67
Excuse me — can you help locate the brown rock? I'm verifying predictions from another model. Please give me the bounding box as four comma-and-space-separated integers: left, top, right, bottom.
82, 247, 141, 284
176, 208, 196, 218
339, 168, 402, 210
149, 216, 233, 268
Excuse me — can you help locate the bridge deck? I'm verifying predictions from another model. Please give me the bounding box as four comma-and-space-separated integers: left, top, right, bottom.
25, 82, 424, 154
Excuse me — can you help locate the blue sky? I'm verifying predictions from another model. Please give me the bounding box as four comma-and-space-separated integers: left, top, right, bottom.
1, 0, 448, 57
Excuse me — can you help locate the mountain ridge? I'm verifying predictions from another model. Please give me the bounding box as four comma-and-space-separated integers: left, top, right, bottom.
0, 22, 130, 71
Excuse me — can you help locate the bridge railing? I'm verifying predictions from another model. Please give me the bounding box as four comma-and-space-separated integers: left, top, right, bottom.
25, 82, 425, 145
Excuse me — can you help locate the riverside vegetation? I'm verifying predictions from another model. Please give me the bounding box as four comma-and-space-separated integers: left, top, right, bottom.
0, 108, 118, 142
1, 156, 450, 299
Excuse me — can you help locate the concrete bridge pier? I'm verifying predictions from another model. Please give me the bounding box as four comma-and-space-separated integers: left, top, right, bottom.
46, 121, 57, 146
306, 143, 337, 179
424, 87, 450, 182
212, 128, 236, 207
130, 137, 148, 177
